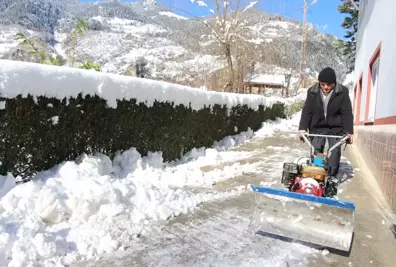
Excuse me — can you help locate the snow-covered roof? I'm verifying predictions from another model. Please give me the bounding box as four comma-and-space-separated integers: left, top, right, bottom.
245, 74, 286, 86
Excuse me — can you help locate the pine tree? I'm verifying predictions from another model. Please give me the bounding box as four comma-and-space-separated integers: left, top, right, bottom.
337, 0, 359, 72
136, 57, 150, 78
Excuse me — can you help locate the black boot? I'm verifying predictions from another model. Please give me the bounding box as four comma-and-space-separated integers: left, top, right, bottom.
324, 176, 338, 198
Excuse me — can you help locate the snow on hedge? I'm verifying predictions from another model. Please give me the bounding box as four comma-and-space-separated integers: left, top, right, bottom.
0, 110, 302, 267
0, 59, 288, 110
0, 58, 304, 266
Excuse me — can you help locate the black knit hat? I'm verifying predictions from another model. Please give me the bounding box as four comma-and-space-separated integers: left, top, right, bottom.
318, 67, 337, 84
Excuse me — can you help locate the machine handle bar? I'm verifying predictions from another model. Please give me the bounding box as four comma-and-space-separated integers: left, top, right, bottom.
300, 133, 350, 159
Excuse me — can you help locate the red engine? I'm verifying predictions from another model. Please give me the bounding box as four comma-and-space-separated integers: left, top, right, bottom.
290, 177, 324, 197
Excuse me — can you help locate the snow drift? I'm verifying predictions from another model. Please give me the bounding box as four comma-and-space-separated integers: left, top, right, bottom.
0, 109, 302, 267
0, 59, 307, 266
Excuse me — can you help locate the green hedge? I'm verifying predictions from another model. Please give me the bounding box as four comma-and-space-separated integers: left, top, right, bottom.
289, 101, 305, 114
0, 93, 285, 180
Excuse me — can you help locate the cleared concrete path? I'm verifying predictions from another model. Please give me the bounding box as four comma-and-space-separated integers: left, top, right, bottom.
72, 132, 396, 267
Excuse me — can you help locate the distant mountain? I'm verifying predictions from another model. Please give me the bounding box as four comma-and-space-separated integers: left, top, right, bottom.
0, 0, 79, 32
0, 0, 349, 91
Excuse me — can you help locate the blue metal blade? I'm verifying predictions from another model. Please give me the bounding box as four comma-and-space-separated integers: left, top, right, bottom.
250, 185, 355, 211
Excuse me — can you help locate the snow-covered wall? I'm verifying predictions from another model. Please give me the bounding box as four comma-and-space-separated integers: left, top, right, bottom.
354, 0, 396, 122
0, 60, 287, 110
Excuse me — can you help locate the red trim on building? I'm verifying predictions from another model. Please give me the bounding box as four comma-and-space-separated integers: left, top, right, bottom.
365, 43, 381, 123
375, 116, 396, 125
356, 116, 396, 125
352, 82, 357, 112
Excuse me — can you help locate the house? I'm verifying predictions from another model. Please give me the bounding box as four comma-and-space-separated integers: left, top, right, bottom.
244, 74, 291, 96
352, 0, 396, 212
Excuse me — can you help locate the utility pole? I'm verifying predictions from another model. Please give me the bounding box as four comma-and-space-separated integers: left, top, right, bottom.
299, 0, 308, 89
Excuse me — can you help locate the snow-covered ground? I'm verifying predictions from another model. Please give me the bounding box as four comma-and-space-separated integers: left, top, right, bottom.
0, 59, 308, 266
0, 27, 20, 57
0, 108, 302, 267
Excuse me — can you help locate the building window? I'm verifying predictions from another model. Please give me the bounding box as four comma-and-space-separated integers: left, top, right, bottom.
365, 43, 381, 124
367, 59, 380, 122
355, 74, 363, 125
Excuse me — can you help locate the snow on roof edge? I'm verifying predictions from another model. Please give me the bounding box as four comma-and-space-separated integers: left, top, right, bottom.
246, 74, 286, 86
0, 60, 289, 110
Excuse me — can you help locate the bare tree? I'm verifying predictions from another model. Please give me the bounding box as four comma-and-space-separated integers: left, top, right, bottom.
173, 0, 258, 92
234, 41, 260, 93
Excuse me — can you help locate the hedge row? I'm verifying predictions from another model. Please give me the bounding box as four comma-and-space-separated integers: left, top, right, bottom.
0, 93, 285, 180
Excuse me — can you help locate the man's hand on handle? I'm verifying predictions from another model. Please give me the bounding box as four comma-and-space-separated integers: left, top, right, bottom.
347, 133, 353, 144
298, 130, 307, 143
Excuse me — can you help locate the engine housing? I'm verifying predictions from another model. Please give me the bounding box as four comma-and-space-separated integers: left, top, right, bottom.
281, 162, 299, 188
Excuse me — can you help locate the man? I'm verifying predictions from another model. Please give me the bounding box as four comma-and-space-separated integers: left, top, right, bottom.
298, 67, 354, 197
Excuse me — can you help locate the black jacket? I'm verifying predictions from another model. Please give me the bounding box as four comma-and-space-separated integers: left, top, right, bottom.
298, 83, 354, 134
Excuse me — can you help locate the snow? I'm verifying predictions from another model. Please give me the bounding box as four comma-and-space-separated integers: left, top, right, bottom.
199, 39, 216, 46
164, 54, 223, 78
246, 74, 286, 86
268, 21, 291, 29
0, 27, 20, 57
343, 71, 354, 86
66, 16, 181, 75
248, 38, 274, 44
51, 116, 59, 125
343, 71, 355, 99
248, 20, 297, 39
91, 16, 167, 35
0, 58, 309, 266
0, 174, 15, 199
0, 59, 288, 110
0, 109, 303, 266
53, 31, 68, 60
321, 249, 329, 256
249, 38, 264, 44
119, 45, 185, 64
158, 11, 187, 20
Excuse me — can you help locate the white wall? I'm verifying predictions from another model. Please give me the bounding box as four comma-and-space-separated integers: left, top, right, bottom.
354, 0, 396, 122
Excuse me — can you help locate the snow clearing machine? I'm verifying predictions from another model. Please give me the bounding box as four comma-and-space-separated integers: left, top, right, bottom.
249, 133, 355, 252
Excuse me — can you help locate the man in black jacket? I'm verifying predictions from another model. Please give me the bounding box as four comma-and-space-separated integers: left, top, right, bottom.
298, 67, 354, 197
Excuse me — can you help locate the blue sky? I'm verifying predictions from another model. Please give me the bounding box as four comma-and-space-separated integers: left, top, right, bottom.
81, 0, 347, 39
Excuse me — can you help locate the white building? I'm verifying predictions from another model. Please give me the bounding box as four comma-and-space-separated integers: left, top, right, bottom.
353, 0, 396, 212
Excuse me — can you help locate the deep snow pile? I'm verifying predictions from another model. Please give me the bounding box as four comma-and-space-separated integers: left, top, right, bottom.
0, 59, 291, 110
0, 110, 302, 267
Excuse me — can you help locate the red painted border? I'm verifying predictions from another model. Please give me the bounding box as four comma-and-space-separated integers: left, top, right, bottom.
373, 116, 396, 125
352, 83, 357, 114
356, 116, 396, 125
365, 42, 381, 122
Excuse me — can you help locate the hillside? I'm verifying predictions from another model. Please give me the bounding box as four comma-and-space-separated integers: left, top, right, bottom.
0, 0, 348, 91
